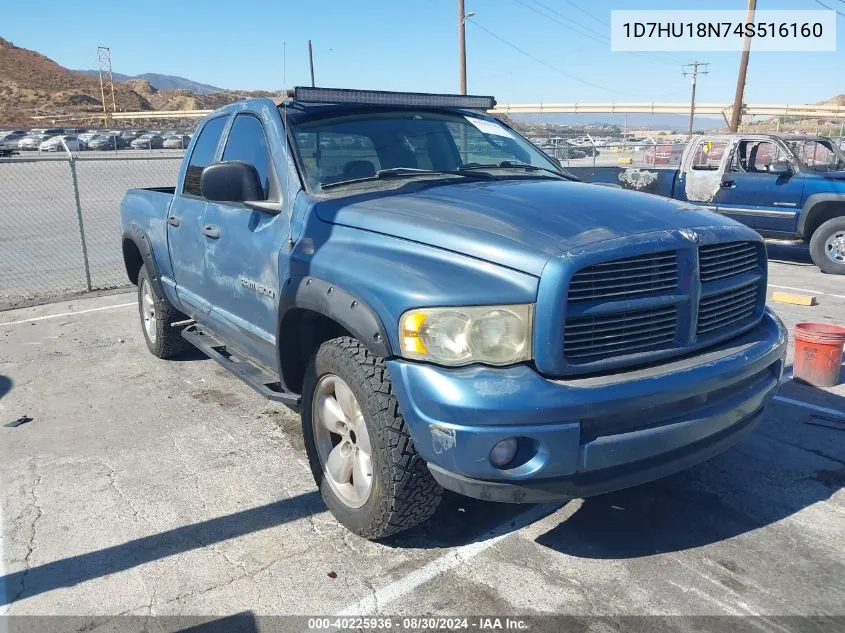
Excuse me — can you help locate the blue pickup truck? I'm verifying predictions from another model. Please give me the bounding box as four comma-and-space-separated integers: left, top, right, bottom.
567, 133, 845, 275
120, 88, 787, 539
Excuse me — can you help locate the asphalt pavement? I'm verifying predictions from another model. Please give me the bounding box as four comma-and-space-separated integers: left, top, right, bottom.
0, 247, 842, 626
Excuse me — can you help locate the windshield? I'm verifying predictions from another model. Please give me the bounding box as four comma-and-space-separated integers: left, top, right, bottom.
784, 139, 845, 172
288, 109, 562, 192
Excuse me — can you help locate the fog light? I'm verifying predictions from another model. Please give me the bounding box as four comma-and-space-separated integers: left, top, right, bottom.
490, 438, 518, 468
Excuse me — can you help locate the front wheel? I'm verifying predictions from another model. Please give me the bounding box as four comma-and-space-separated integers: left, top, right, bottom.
809, 216, 845, 275
302, 337, 442, 539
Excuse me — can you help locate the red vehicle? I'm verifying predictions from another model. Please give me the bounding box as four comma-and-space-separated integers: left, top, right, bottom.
645, 143, 685, 165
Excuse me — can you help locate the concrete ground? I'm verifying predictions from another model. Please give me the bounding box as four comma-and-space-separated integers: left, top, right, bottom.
0, 246, 843, 624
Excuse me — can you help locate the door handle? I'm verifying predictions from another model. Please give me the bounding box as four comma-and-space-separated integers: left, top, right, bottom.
201, 224, 220, 239
167, 215, 181, 227
721, 180, 736, 189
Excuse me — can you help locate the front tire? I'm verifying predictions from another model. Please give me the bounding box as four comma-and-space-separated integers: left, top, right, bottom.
302, 337, 442, 539
809, 216, 845, 275
137, 265, 190, 358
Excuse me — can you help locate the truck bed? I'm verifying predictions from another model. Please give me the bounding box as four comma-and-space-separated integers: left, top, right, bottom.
141, 186, 177, 195
567, 166, 679, 198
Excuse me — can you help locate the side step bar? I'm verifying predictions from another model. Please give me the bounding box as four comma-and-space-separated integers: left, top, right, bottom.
181, 324, 301, 410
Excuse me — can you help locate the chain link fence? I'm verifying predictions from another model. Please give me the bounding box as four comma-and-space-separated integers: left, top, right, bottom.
0, 152, 182, 309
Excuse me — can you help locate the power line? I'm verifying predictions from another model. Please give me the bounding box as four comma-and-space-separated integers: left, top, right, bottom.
533, 0, 684, 64
812, 0, 845, 16
468, 20, 629, 94
558, 0, 610, 27
511, 0, 605, 44
511, 0, 687, 67
467, 19, 688, 99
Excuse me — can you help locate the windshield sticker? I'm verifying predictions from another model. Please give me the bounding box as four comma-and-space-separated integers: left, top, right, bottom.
464, 116, 514, 139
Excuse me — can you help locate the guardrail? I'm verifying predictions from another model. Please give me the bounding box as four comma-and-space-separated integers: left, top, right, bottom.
103, 102, 845, 121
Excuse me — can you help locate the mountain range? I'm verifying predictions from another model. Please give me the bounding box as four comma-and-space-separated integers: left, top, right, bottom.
75, 70, 223, 95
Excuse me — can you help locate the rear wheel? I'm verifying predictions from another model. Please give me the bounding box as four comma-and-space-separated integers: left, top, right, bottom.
137, 265, 191, 358
302, 336, 442, 539
809, 216, 845, 275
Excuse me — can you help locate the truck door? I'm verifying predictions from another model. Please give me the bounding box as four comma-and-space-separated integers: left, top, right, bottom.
201, 111, 293, 370
717, 138, 804, 235
680, 138, 731, 206
166, 115, 228, 316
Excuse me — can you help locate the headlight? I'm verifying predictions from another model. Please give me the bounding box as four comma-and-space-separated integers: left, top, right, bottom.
399, 304, 533, 366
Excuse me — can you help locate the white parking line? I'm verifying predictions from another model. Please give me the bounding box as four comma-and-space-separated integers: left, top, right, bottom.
768, 284, 845, 300
774, 396, 845, 420
337, 503, 560, 616
0, 302, 136, 327
0, 505, 8, 618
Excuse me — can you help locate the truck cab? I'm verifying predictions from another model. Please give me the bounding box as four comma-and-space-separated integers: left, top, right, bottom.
120, 88, 787, 539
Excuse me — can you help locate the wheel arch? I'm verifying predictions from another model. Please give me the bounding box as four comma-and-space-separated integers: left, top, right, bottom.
121, 224, 166, 298
797, 194, 845, 239
277, 277, 392, 394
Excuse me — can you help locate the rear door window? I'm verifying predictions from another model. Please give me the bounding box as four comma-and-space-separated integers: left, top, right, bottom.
183, 116, 227, 197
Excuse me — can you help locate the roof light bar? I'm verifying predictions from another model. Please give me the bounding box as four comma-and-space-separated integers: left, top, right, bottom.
293, 87, 496, 110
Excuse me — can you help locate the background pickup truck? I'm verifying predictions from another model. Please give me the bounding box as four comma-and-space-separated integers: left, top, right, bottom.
120, 88, 786, 540
567, 133, 845, 275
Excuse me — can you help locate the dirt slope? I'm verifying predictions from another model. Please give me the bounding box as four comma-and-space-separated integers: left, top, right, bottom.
0, 37, 273, 126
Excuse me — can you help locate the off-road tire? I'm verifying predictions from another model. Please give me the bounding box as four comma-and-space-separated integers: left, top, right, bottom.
137, 265, 191, 358
809, 216, 845, 275
302, 336, 442, 539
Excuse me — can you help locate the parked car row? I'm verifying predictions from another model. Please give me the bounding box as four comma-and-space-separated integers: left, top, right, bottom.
0, 128, 193, 152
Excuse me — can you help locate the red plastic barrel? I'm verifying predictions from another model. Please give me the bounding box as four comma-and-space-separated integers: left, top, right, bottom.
793, 322, 845, 388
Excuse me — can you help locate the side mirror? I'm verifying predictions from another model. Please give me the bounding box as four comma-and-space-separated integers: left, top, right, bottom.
769, 161, 792, 175
200, 161, 264, 204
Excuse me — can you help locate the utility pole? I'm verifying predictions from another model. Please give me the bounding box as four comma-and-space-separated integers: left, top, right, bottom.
307, 40, 316, 87
97, 46, 117, 123
458, 0, 467, 94
683, 61, 708, 140
729, 0, 756, 131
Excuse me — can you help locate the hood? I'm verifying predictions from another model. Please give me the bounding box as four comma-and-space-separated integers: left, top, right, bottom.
314, 179, 740, 276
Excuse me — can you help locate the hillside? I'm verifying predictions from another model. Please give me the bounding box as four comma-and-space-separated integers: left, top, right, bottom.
76, 70, 223, 94
0, 38, 272, 126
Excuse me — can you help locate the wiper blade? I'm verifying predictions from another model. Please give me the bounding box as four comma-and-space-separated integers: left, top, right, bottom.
459, 161, 574, 180
320, 167, 495, 190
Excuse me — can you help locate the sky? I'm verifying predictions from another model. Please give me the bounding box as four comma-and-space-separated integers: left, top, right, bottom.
2, 0, 843, 106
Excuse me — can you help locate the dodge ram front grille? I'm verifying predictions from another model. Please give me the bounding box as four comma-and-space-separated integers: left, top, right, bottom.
567, 252, 678, 303
561, 239, 764, 372
697, 280, 760, 336
699, 241, 759, 282
564, 306, 678, 361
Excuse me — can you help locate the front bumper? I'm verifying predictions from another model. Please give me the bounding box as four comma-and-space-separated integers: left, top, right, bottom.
386, 309, 787, 502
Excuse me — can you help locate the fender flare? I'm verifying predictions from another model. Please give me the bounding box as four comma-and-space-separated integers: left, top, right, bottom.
277, 276, 392, 359
797, 193, 845, 238
122, 224, 165, 299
